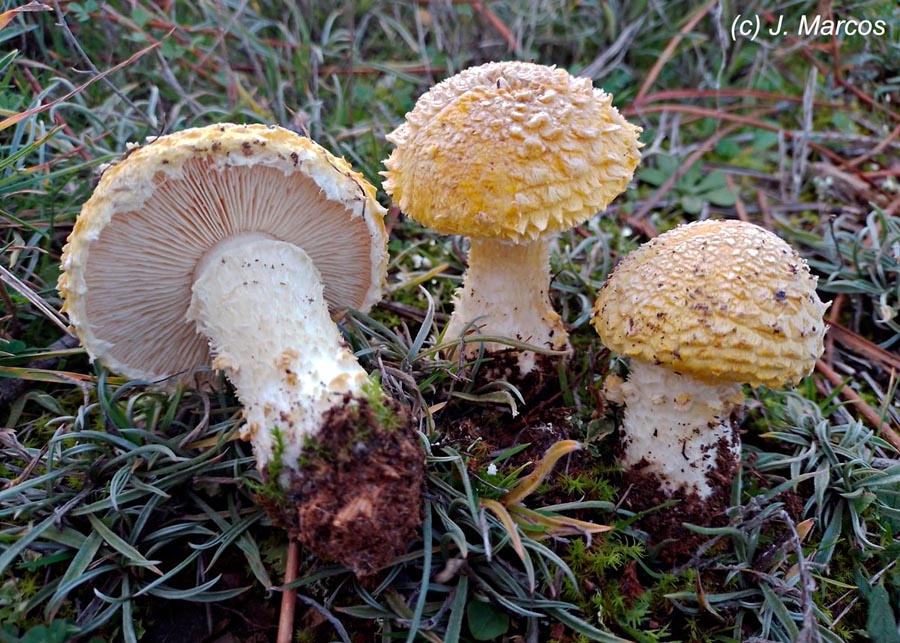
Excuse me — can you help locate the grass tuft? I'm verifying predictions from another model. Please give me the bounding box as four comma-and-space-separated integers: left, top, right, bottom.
2, 0, 899, 640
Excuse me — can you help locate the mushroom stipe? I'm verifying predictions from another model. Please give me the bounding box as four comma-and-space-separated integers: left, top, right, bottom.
620, 427, 739, 562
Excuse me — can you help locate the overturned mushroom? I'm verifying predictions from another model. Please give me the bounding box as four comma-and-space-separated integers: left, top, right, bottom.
592, 220, 827, 529
383, 61, 642, 381
58, 124, 423, 574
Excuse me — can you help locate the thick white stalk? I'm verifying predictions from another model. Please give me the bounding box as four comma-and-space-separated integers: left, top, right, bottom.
187, 234, 368, 484
445, 236, 570, 373
612, 360, 744, 498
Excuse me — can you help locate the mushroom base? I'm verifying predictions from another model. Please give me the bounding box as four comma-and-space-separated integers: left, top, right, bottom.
446, 237, 571, 378
620, 432, 738, 562
188, 235, 371, 481
613, 361, 743, 499
259, 391, 424, 576
470, 349, 565, 402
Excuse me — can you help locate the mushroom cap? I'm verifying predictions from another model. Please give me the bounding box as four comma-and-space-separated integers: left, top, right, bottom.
382, 61, 642, 242
591, 219, 827, 389
58, 123, 388, 382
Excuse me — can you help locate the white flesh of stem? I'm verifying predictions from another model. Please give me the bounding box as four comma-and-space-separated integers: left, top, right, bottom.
187, 234, 367, 484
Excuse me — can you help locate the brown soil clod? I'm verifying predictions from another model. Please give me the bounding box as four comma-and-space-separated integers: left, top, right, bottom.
441, 403, 582, 472
621, 433, 738, 562
468, 349, 567, 402
263, 393, 425, 577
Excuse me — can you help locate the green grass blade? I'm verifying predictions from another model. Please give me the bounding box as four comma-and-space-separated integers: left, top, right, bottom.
86, 513, 162, 574
404, 501, 433, 643
45, 531, 103, 619
444, 575, 468, 643
0, 514, 56, 575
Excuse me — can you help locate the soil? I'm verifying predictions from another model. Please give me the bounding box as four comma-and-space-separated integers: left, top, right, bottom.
441, 402, 585, 472
469, 349, 566, 402
438, 394, 617, 537
273, 394, 425, 577
143, 601, 275, 643
620, 433, 739, 562
141, 549, 279, 642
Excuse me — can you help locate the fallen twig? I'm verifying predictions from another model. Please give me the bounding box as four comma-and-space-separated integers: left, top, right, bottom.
470, 0, 517, 51
815, 359, 900, 451
0, 334, 80, 407
634, 0, 718, 104
276, 539, 301, 643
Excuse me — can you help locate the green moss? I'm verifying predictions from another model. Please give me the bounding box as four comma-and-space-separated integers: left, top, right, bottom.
242, 381, 407, 519
557, 473, 618, 502
246, 425, 288, 507
268, 425, 286, 482
298, 431, 332, 469
0, 462, 13, 479
295, 378, 403, 470
64, 474, 84, 492
560, 533, 717, 640
360, 376, 403, 433
0, 573, 43, 630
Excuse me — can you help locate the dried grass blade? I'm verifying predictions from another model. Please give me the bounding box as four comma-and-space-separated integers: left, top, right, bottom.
0, 1, 51, 31
481, 498, 526, 562
0, 34, 168, 131
502, 440, 580, 506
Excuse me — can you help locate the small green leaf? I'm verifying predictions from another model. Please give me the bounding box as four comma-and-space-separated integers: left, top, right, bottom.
694, 169, 728, 193
657, 155, 678, 173
681, 195, 704, 214
130, 6, 152, 27
680, 164, 703, 188
831, 111, 854, 133
20, 620, 75, 643
466, 600, 509, 641
0, 338, 28, 357
752, 130, 779, 152
637, 168, 668, 186
704, 187, 737, 206
715, 138, 740, 159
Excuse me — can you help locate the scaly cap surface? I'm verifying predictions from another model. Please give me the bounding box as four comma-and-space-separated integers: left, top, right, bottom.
58, 123, 388, 382
592, 220, 827, 388
382, 61, 642, 242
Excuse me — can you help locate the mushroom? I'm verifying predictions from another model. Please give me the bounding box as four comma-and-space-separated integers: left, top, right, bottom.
591, 220, 827, 507
58, 123, 424, 574
383, 61, 642, 379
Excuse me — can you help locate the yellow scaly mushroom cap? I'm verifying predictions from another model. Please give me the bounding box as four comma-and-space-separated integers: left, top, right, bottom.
592, 220, 828, 389
382, 61, 642, 242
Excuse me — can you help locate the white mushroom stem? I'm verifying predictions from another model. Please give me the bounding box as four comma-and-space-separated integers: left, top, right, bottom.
610, 360, 744, 499
187, 234, 368, 485
444, 236, 570, 374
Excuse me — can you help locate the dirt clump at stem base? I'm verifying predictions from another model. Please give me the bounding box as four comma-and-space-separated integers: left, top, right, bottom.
467, 349, 566, 403
620, 434, 738, 562
260, 392, 425, 577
